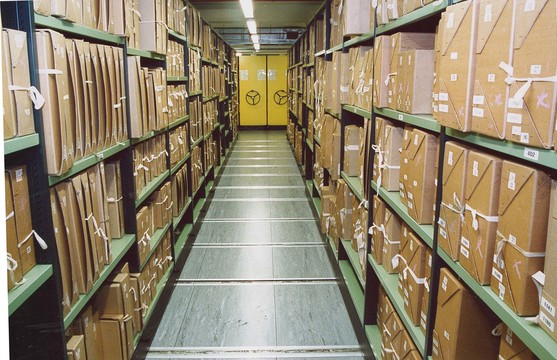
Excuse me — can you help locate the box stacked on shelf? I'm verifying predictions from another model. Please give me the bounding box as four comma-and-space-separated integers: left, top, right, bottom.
295, 129, 303, 164
132, 135, 168, 198
189, 48, 201, 93
167, 84, 187, 121
138, 0, 167, 54
339, 0, 372, 38
169, 124, 188, 169
204, 136, 215, 171
203, 100, 217, 136
320, 114, 342, 181
202, 24, 217, 61
167, 40, 185, 78
186, 5, 202, 48
171, 164, 189, 218
202, 65, 221, 99
191, 146, 203, 193
190, 97, 202, 142
167, 0, 186, 35
305, 67, 314, 107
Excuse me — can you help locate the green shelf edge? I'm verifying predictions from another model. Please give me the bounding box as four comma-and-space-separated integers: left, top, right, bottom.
313, 179, 322, 197
49, 141, 130, 186
175, 223, 194, 261
191, 136, 204, 148
446, 128, 557, 170
193, 196, 205, 224
376, 0, 448, 35
127, 47, 165, 61
437, 247, 557, 360
201, 57, 218, 66
365, 325, 383, 360
34, 14, 124, 44
374, 107, 440, 133
171, 153, 191, 176
325, 108, 341, 119
63, 234, 136, 328
139, 222, 171, 271
8, 265, 53, 316
188, 43, 201, 51
344, 32, 375, 48
314, 136, 322, 146
339, 260, 365, 323
205, 179, 214, 194
203, 94, 219, 103
341, 239, 365, 288
341, 172, 364, 203
220, 124, 225, 131
372, 181, 434, 248
168, 30, 187, 42
173, 198, 192, 229
289, 109, 298, 119
305, 180, 313, 196
134, 262, 175, 349
189, 90, 203, 97
368, 254, 426, 354
312, 196, 322, 215
168, 115, 190, 130
167, 76, 188, 82
204, 132, 211, 141
344, 104, 372, 119
315, 50, 326, 57
131, 129, 166, 145
327, 235, 338, 260
4, 134, 40, 155
326, 43, 343, 54
135, 170, 170, 208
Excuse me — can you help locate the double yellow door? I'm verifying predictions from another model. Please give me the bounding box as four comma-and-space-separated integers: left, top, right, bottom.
239, 55, 287, 126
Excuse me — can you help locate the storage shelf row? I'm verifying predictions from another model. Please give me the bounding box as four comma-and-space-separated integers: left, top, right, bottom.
8, 265, 53, 316
339, 260, 365, 323
131, 128, 166, 145
341, 239, 365, 288
127, 47, 165, 61
168, 30, 187, 42
171, 152, 191, 176
4, 134, 40, 155
34, 13, 124, 44
169, 115, 190, 130
167, 76, 188, 82
139, 222, 172, 271
341, 172, 364, 203
135, 170, 170, 208
343, 105, 372, 119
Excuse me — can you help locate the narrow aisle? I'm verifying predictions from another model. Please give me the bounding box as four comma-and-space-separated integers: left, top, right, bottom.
136, 131, 370, 359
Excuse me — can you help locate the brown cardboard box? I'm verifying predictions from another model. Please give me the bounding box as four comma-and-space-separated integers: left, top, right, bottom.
398, 126, 413, 201
344, 125, 361, 176
70, 40, 90, 158
340, 0, 371, 36
459, 150, 502, 284
419, 248, 433, 335
105, 161, 125, 239
436, 0, 480, 132
2, 29, 36, 139
88, 164, 112, 263
498, 324, 536, 360
99, 315, 130, 360
382, 206, 402, 274
504, 0, 557, 149
66, 335, 85, 360
330, 52, 342, 114
540, 181, 557, 340
370, 195, 385, 264
335, 181, 354, 240
339, 52, 351, 105
398, 330, 419, 360
398, 232, 426, 325
77, 306, 101, 360
405, 129, 438, 224
432, 268, 499, 360
402, 49, 435, 114
64, 39, 79, 161
331, 130, 342, 181
376, 122, 403, 191
136, 206, 150, 265
373, 35, 392, 109
432, 21, 444, 117
129, 275, 143, 333
6, 167, 36, 276
6, 173, 22, 290
80, 172, 106, 272
437, 142, 469, 260
471, 0, 513, 139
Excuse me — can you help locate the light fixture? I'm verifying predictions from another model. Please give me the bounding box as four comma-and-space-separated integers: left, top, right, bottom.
251, 34, 260, 43
254, 43, 260, 51
239, 0, 254, 18
246, 19, 257, 34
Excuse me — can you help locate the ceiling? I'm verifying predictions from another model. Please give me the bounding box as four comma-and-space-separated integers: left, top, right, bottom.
189, 0, 324, 54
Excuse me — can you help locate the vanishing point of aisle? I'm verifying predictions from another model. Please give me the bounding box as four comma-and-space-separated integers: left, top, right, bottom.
135, 130, 372, 359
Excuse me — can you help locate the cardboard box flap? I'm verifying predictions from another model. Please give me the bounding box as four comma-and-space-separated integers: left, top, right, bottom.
437, 269, 463, 307
442, 144, 467, 186
477, 0, 508, 53
406, 130, 427, 162
465, 155, 496, 202
498, 165, 535, 216
514, 0, 548, 49
441, 1, 472, 56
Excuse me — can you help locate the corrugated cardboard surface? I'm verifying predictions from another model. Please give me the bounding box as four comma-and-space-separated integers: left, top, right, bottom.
540, 180, 557, 340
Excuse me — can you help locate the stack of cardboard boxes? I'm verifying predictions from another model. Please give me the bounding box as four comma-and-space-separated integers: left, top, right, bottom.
138, 0, 167, 55
169, 124, 189, 169
167, 40, 185, 78
188, 47, 201, 93
203, 101, 217, 136
132, 135, 168, 198
166, 0, 187, 36
190, 146, 203, 193
167, 84, 188, 122
186, 5, 202, 49
171, 164, 190, 219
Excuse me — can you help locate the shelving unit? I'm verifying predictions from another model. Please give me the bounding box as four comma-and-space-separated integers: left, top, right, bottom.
8, 265, 53, 316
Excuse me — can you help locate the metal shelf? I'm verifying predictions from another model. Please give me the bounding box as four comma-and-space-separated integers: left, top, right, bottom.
127, 47, 165, 61
173, 198, 192, 229
376, 0, 448, 35
315, 50, 326, 57
203, 94, 219, 103
326, 43, 343, 54
168, 115, 190, 130
339, 260, 365, 323
344, 105, 372, 119
327, 235, 338, 259
170, 152, 191, 176
205, 178, 214, 193
306, 138, 314, 152
139, 222, 171, 270
175, 223, 194, 261
193, 195, 205, 224
368, 254, 426, 355
63, 234, 136, 328
191, 136, 204, 148
341, 239, 365, 288
287, 62, 303, 70
48, 141, 130, 186
201, 57, 218, 66
325, 108, 341, 119
365, 325, 383, 360
4, 134, 40, 155
131, 128, 166, 145
204, 132, 212, 141
372, 182, 434, 248
343, 32, 375, 49
167, 76, 188, 82
437, 247, 557, 360
341, 172, 364, 203
374, 108, 440, 133
188, 43, 201, 51
313, 179, 322, 197
34, 14, 124, 44
446, 128, 557, 170
8, 265, 53, 316
314, 136, 321, 146
168, 30, 187, 42
189, 90, 203, 97
135, 170, 170, 208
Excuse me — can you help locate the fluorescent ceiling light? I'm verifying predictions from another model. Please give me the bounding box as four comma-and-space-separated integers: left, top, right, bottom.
239, 0, 254, 18
247, 19, 257, 34
251, 34, 260, 43
254, 43, 260, 51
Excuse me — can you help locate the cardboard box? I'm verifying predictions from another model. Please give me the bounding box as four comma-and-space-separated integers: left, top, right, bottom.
382, 206, 402, 274
370, 195, 385, 264
344, 125, 361, 176
405, 129, 438, 224
376, 121, 403, 191
459, 150, 502, 284
436, 0, 480, 131
504, 0, 557, 148
401, 49, 435, 114
540, 180, 557, 340
419, 248, 433, 335
79, 172, 105, 273
437, 142, 469, 260
78, 306, 102, 360
398, 127, 413, 202
6, 172, 22, 290
105, 161, 125, 239
432, 268, 499, 360
340, 0, 371, 37
88, 164, 112, 263
99, 315, 131, 360
373, 35, 391, 109
498, 324, 536, 360
335, 180, 354, 240
397, 232, 426, 325
471, 0, 514, 139
66, 335, 85, 360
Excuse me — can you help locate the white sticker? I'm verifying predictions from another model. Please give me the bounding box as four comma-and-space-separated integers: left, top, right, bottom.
461, 236, 470, 248
484, 4, 493, 22
440, 228, 447, 239
413, 180, 418, 187
530, 64, 542, 75
542, 296, 556, 317
450, 74, 458, 82
508, 171, 516, 190
523, 147, 539, 161
492, 268, 503, 282
447, 12, 455, 28
442, 276, 448, 291
524, 0, 536, 12
460, 246, 470, 259
473, 161, 479, 177
450, 52, 458, 60
520, 133, 530, 143
507, 113, 522, 124
439, 92, 449, 101
448, 151, 454, 166
408, 201, 413, 209
472, 107, 484, 120
472, 95, 485, 105
15, 169, 23, 182
414, 134, 419, 145
398, 114, 404, 121
438, 217, 446, 228
487, 74, 496, 82
439, 104, 449, 113
541, 312, 555, 332
506, 334, 513, 346
408, 192, 414, 200
508, 97, 524, 109
509, 234, 517, 245
512, 126, 522, 136
444, 330, 450, 340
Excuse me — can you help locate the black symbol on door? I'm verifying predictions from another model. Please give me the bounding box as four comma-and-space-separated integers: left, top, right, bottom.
273, 90, 288, 105
245, 90, 261, 105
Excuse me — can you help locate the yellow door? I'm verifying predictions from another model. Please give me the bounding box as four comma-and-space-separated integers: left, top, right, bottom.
266, 55, 288, 126
239, 56, 267, 126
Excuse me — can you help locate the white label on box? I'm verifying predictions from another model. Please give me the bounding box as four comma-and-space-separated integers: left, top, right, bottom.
541, 312, 555, 332
520, 132, 530, 143
408, 192, 414, 200
408, 201, 413, 209
460, 246, 470, 258
461, 236, 470, 248
442, 276, 448, 291
448, 151, 454, 166
488, 73, 496, 82
435, 178, 438, 186
499, 283, 506, 300
473, 96, 485, 106
389, 90, 393, 96
492, 268, 503, 282
484, 4, 493, 22
26, 246, 31, 254
447, 12, 455, 28
450, 52, 458, 60
440, 228, 447, 239
508, 171, 516, 190
413, 180, 418, 187
450, 74, 458, 82
507, 112, 522, 124
542, 297, 556, 317
439, 104, 449, 113
524, 0, 536, 12
473, 161, 479, 177
509, 234, 517, 245
444, 330, 450, 340
512, 126, 522, 136
410, 240, 414, 251
398, 114, 404, 121
505, 334, 513, 346
15, 169, 23, 182
408, 55, 412, 65
524, 147, 540, 161
439, 92, 449, 101
414, 134, 419, 145
434, 93, 439, 101
399, 56, 403, 65
508, 97, 524, 109
438, 218, 446, 227
404, 173, 408, 179
530, 64, 542, 75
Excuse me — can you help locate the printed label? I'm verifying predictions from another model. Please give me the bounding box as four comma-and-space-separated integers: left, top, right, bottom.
499, 283, 505, 300
492, 268, 503, 282
508, 97, 524, 109
15, 169, 23, 182
461, 236, 470, 248
530, 64, 542, 75
447, 12, 455, 28
473, 95, 485, 105
507, 113, 522, 124
444, 330, 450, 340
442, 276, 448, 291
398, 114, 404, 121
512, 126, 522, 136
506, 334, 513, 346
524, 0, 536, 12
473, 161, 479, 177
484, 4, 493, 22
413, 180, 418, 187
440, 228, 447, 239
524, 148, 540, 161
541, 312, 555, 332
450, 74, 458, 82
414, 134, 419, 145
408, 201, 413, 209
448, 151, 454, 166
460, 246, 470, 258
439, 92, 449, 101
508, 171, 516, 191
520, 133, 530, 143
439, 104, 449, 113
450, 52, 458, 60
488, 74, 496, 82
509, 234, 517, 245
438, 218, 446, 228
542, 297, 556, 317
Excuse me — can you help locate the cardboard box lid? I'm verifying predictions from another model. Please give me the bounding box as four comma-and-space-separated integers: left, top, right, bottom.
465, 150, 502, 213
442, 142, 468, 186
477, 0, 509, 53
437, 267, 464, 309
514, 0, 548, 49
441, 1, 473, 56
